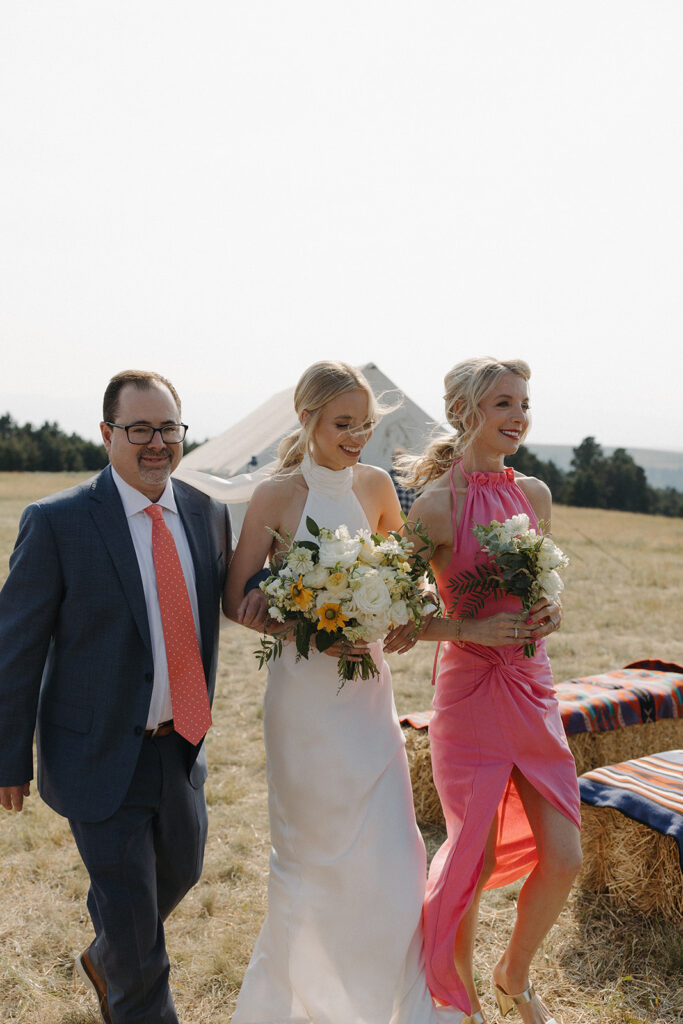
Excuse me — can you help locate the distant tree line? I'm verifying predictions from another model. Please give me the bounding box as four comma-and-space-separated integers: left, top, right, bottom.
508, 437, 683, 517
0, 414, 108, 471
1, 415, 680, 516
0, 414, 203, 472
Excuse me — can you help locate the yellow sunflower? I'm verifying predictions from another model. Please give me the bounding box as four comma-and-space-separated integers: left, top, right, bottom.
289, 575, 314, 611
316, 602, 350, 632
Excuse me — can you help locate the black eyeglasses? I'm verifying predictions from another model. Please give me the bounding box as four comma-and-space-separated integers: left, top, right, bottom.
105, 422, 188, 444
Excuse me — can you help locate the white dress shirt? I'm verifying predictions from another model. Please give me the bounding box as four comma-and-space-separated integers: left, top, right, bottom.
111, 468, 202, 730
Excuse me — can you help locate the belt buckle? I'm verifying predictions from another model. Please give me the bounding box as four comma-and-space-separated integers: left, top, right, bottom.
149, 719, 173, 737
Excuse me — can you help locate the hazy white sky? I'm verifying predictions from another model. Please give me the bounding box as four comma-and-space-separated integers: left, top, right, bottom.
1, 1, 682, 451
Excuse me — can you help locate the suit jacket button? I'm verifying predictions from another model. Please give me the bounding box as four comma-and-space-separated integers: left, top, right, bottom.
145, 672, 153, 682
134, 726, 143, 736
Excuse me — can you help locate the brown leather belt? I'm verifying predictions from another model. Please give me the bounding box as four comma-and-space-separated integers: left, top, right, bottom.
144, 719, 174, 738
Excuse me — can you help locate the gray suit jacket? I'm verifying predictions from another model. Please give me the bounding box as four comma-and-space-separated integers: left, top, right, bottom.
0, 465, 230, 822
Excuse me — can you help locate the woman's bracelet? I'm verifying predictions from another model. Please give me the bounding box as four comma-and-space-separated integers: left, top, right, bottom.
454, 618, 465, 648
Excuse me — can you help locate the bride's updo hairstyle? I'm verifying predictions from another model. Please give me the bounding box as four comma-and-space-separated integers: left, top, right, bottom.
399, 357, 531, 488
276, 361, 380, 473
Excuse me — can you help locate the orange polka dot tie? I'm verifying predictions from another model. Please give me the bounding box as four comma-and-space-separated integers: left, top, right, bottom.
144, 504, 212, 745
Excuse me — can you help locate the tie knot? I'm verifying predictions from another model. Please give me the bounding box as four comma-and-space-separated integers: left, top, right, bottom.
144, 504, 165, 521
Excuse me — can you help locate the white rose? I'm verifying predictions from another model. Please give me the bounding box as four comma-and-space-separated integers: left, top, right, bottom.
499, 513, 530, 541
360, 613, 392, 642
302, 564, 330, 588
537, 569, 564, 600
537, 539, 563, 572
268, 606, 285, 622
351, 572, 392, 618
389, 600, 410, 626
319, 533, 361, 568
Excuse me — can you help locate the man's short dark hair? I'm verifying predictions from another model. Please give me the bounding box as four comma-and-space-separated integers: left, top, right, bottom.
102, 370, 182, 424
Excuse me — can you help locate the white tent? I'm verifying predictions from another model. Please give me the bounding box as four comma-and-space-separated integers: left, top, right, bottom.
173, 363, 439, 532
179, 363, 438, 477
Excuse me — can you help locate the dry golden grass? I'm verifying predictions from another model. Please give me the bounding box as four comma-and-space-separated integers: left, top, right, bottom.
1, 473, 682, 1023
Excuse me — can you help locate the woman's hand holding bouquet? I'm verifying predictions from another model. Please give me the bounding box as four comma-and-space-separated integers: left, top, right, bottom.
256, 517, 439, 688
449, 513, 568, 657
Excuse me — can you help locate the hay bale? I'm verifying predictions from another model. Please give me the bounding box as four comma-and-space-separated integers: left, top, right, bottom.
567, 718, 683, 776
403, 727, 445, 828
578, 804, 683, 925
404, 716, 683, 829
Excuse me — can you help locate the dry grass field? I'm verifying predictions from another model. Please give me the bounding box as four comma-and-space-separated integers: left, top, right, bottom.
1, 471, 682, 1023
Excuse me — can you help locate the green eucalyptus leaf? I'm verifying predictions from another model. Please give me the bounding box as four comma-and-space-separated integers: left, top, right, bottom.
306, 516, 321, 537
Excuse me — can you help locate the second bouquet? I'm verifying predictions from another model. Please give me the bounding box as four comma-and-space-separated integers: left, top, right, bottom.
256, 517, 438, 689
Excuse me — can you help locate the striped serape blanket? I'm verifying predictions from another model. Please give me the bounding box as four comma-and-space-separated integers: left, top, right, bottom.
399, 661, 683, 737
579, 750, 683, 869
555, 661, 683, 735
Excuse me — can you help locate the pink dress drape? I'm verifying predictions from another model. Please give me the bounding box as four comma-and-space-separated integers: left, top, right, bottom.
423, 463, 580, 1013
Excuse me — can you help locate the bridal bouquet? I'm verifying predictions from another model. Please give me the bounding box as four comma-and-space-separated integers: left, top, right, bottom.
256, 517, 439, 688
449, 513, 569, 658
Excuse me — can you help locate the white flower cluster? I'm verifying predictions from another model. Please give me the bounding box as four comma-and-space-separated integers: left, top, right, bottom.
474, 515, 569, 605
261, 522, 438, 644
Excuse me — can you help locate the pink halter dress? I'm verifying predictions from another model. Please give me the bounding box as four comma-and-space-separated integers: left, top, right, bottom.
422, 463, 580, 1014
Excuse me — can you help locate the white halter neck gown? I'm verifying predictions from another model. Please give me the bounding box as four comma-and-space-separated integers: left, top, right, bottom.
231, 458, 461, 1024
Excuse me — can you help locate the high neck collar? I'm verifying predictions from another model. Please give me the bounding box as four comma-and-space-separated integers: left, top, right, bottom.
459, 460, 515, 486
301, 453, 354, 497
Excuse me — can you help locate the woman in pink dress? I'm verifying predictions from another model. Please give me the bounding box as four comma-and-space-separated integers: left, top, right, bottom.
404, 358, 582, 1024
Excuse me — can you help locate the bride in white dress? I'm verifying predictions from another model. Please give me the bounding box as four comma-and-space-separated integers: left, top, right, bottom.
224, 361, 462, 1024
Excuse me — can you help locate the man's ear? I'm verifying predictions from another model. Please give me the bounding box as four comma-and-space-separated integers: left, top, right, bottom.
100, 421, 113, 452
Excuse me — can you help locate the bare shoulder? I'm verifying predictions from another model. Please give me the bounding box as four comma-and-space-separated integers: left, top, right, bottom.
409, 474, 453, 538
256, 471, 304, 498
353, 463, 401, 533
355, 462, 393, 489
248, 472, 305, 515
514, 472, 552, 521
353, 463, 396, 508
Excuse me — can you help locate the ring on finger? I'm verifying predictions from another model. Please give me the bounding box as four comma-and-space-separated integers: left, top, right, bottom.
513, 626, 519, 640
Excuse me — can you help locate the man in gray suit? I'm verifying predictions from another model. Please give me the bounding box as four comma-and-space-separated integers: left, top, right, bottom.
0, 370, 250, 1023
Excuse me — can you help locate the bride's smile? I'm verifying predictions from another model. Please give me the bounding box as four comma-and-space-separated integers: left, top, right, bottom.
302, 388, 375, 471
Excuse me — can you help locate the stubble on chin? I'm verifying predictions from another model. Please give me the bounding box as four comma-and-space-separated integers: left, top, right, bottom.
137, 451, 173, 487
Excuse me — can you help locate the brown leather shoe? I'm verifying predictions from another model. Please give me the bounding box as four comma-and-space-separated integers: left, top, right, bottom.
75, 944, 111, 1024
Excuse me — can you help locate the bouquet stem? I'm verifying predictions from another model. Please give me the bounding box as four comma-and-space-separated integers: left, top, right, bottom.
521, 601, 536, 659
337, 651, 380, 691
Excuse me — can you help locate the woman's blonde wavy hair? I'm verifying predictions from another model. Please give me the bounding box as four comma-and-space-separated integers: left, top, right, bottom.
399, 357, 531, 488
276, 361, 383, 473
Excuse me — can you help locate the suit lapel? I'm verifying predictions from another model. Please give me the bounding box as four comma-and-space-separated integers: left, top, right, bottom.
88, 466, 152, 650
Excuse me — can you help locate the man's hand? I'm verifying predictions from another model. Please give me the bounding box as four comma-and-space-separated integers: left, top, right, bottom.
236, 589, 268, 630
0, 783, 31, 812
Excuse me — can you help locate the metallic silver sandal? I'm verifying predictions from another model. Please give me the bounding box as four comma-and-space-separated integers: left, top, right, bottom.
493, 981, 557, 1023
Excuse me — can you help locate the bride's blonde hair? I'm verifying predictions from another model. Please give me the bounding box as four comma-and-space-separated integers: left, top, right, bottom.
276, 361, 381, 473
399, 357, 531, 488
